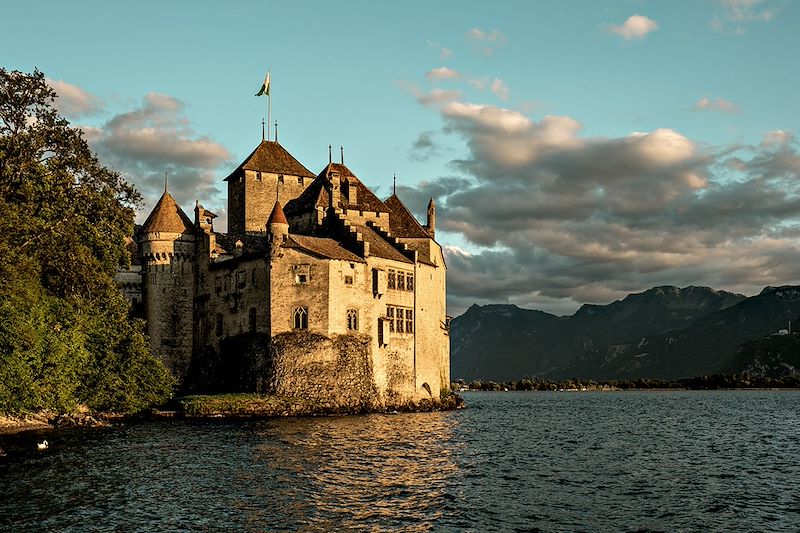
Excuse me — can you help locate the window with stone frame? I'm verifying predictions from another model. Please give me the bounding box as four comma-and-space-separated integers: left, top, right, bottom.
397, 272, 405, 291
406, 273, 414, 292
387, 306, 395, 332
347, 309, 358, 331
344, 274, 354, 285
294, 264, 310, 284
293, 306, 308, 330
405, 309, 413, 333
387, 269, 396, 289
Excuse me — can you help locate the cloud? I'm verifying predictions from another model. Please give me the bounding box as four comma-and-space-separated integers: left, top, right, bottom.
409, 131, 440, 162
691, 96, 741, 113
46, 78, 104, 119
606, 15, 659, 40
412, 86, 462, 107
426, 67, 461, 81
711, 0, 778, 33
465, 27, 507, 55
85, 93, 232, 225
409, 96, 800, 315
426, 40, 453, 60
490, 78, 509, 100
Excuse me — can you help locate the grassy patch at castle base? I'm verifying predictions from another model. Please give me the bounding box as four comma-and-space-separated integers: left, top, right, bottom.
172, 392, 463, 418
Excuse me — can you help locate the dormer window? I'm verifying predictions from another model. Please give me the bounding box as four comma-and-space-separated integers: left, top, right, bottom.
256, 171, 262, 181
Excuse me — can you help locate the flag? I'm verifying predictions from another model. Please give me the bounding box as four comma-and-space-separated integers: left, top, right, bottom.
255, 71, 270, 97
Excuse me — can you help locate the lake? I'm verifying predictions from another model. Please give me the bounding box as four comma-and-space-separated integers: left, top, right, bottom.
1, 391, 799, 532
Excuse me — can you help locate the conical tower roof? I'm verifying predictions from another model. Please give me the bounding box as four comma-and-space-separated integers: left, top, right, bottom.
268, 200, 288, 225
141, 191, 195, 234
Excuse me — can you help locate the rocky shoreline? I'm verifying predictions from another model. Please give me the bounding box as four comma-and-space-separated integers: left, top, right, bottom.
0, 394, 464, 434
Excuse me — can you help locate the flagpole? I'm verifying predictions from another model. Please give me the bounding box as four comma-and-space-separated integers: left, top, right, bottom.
267, 68, 271, 141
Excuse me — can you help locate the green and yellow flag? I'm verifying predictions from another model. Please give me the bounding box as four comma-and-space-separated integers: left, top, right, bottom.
255, 71, 270, 96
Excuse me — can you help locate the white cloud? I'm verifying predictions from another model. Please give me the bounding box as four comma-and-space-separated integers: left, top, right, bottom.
465, 27, 508, 55
606, 15, 659, 40
409, 92, 800, 314
86, 92, 232, 225
426, 40, 453, 60
711, 0, 778, 33
45, 78, 104, 119
691, 96, 741, 113
490, 78, 509, 100
426, 67, 461, 81
413, 87, 462, 107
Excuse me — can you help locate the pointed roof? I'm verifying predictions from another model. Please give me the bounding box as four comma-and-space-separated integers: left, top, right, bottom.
268, 201, 288, 225
224, 140, 315, 181
141, 192, 194, 234
284, 162, 388, 215
384, 194, 432, 239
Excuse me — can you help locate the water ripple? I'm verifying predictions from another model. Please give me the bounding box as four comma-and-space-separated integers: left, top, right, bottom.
1, 391, 799, 531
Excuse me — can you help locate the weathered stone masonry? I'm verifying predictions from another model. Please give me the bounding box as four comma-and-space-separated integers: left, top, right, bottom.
120, 139, 450, 409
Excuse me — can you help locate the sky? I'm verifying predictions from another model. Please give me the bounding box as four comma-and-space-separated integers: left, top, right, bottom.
3, 0, 799, 316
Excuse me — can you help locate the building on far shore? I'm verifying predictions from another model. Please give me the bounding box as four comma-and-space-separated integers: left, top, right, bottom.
118, 138, 450, 409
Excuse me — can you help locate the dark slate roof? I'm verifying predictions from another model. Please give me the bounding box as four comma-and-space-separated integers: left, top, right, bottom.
400, 239, 437, 267
283, 235, 365, 263
224, 141, 315, 181
356, 224, 413, 264
384, 194, 432, 239
141, 192, 194, 234
284, 162, 389, 215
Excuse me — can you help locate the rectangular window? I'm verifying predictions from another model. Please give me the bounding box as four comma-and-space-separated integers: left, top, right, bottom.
406, 273, 414, 292
388, 269, 396, 289
396, 312, 404, 333
405, 309, 413, 333
236, 270, 246, 290
294, 264, 310, 284
387, 306, 394, 332
344, 275, 353, 285
297, 176, 303, 184
256, 171, 262, 181
397, 274, 405, 291
278, 174, 284, 184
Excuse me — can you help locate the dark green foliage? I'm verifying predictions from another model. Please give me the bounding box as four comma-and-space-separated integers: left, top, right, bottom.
0, 68, 174, 414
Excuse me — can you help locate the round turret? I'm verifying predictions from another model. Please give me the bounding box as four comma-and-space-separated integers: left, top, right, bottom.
267, 200, 289, 240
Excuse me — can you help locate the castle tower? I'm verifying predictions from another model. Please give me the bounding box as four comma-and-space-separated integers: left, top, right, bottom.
225, 140, 316, 236
139, 190, 196, 383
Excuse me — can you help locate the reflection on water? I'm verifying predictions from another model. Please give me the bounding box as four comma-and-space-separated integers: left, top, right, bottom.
1, 391, 799, 532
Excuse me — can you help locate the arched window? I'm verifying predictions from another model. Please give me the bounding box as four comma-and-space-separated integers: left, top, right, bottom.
347, 309, 358, 331
293, 306, 308, 330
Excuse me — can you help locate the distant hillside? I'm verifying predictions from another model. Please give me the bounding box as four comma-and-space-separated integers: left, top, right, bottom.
726, 318, 800, 378
451, 285, 800, 381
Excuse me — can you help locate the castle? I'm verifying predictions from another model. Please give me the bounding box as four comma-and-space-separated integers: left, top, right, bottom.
117, 139, 450, 409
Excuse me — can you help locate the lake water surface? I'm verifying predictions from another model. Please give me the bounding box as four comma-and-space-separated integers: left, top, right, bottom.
1, 391, 799, 532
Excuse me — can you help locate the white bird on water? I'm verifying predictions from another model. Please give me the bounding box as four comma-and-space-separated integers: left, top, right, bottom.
37, 440, 48, 450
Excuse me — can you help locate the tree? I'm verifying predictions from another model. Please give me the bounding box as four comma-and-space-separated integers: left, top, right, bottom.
0, 68, 174, 414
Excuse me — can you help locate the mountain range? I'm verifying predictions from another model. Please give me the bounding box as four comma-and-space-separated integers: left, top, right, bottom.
451, 285, 800, 381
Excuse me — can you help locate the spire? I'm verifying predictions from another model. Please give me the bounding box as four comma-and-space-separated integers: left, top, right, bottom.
262, 118, 265, 141
340, 145, 344, 164
427, 197, 436, 238
328, 144, 332, 164
393, 173, 396, 195
275, 121, 279, 143
164, 171, 168, 193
